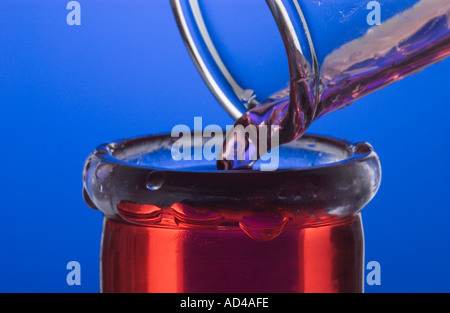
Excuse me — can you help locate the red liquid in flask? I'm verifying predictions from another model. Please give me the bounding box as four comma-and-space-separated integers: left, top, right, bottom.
83, 133, 380, 293
101, 205, 364, 293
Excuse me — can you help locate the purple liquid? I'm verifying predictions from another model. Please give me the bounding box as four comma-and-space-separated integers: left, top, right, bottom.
218, 5, 450, 170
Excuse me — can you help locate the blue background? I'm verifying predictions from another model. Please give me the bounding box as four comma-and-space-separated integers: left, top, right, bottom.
0, 0, 449, 293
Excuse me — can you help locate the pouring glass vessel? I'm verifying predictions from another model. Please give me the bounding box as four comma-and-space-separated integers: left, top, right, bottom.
171, 0, 450, 162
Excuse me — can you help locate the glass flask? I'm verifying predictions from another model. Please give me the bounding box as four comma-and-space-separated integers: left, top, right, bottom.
82, 132, 381, 293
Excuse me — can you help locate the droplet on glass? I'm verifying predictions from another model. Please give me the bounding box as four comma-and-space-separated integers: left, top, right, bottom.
95, 162, 114, 181
171, 202, 223, 226
146, 171, 166, 191
353, 142, 373, 155
239, 213, 288, 241
117, 201, 162, 224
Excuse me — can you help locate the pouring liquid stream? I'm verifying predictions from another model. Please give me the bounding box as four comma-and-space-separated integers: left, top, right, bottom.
217, 1, 450, 170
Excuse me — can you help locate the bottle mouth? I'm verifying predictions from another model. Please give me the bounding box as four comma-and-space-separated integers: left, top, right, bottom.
90, 132, 374, 172
82, 132, 381, 229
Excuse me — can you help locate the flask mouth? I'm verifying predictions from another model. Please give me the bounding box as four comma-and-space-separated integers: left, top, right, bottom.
82, 133, 381, 228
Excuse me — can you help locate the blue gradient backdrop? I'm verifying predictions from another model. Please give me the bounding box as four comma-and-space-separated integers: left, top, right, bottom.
0, 0, 449, 292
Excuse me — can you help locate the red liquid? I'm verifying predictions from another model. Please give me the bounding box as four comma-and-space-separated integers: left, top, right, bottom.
100, 208, 364, 293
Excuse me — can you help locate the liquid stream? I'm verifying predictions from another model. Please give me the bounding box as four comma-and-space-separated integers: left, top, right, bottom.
218, 2, 450, 170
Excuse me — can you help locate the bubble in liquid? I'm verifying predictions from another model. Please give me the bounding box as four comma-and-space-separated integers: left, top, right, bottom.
239, 213, 288, 241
